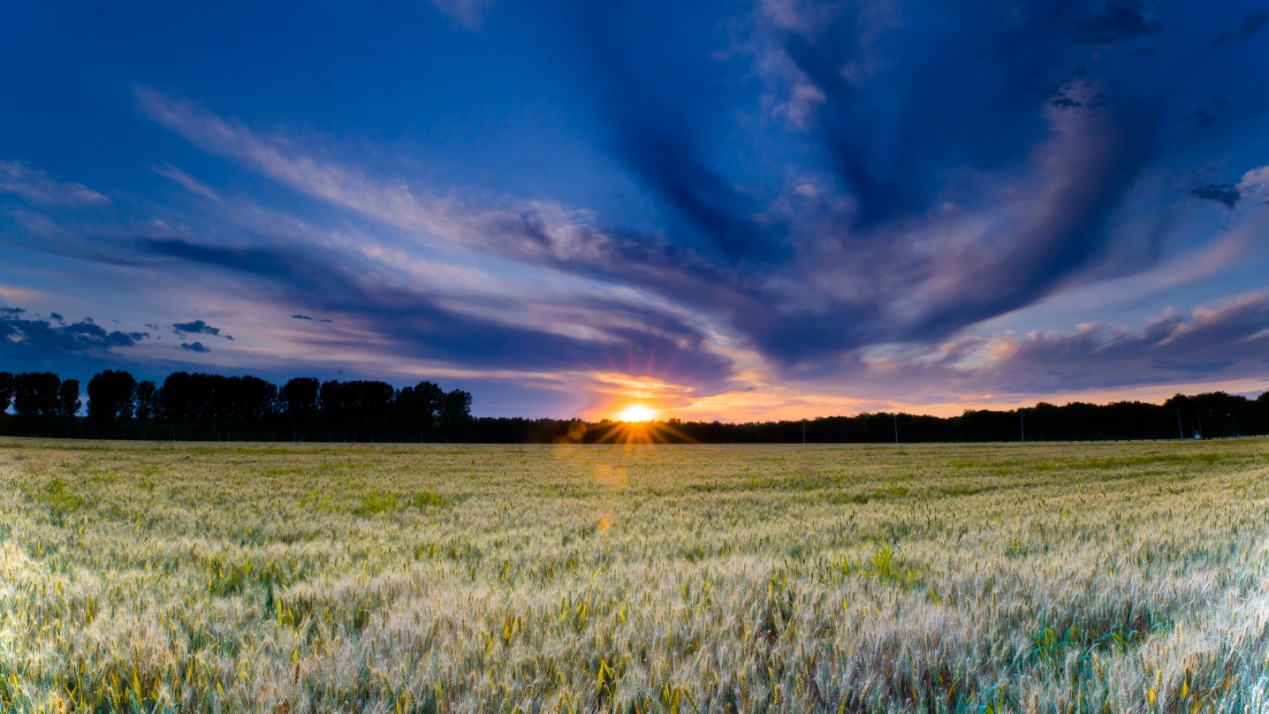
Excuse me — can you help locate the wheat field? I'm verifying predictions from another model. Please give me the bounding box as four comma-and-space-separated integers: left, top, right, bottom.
0, 437, 1266, 712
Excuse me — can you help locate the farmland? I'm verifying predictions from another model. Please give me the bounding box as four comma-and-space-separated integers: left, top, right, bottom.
1, 438, 1266, 712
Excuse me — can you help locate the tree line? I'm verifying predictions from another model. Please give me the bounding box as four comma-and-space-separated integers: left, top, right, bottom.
476, 390, 1269, 444
1, 369, 1266, 443
0, 370, 472, 442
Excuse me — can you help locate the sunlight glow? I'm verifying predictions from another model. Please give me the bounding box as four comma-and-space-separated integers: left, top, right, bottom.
618, 405, 655, 422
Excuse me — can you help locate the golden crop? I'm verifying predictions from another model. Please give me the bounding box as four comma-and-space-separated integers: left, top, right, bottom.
1, 438, 1266, 712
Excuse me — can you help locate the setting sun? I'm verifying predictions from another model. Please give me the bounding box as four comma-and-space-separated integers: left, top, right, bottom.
618, 405, 655, 422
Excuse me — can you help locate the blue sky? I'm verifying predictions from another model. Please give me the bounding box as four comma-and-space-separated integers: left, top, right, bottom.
2, 0, 1268, 419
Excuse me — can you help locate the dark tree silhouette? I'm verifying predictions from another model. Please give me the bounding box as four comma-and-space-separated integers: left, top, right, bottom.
58, 379, 81, 417
160, 372, 200, 423
396, 380, 445, 436
281, 377, 320, 416
1, 366, 1266, 443
135, 381, 159, 420
0, 372, 13, 413
439, 388, 473, 438
13, 372, 63, 417
87, 370, 137, 421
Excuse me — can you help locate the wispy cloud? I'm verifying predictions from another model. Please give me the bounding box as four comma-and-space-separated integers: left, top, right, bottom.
430, 0, 494, 30
153, 164, 221, 202
858, 290, 1269, 397
0, 162, 109, 207
134, 87, 617, 265
133, 63, 1269, 389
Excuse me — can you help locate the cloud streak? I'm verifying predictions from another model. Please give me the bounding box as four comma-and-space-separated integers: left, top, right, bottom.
431, 0, 493, 30
855, 290, 1269, 398
0, 162, 109, 207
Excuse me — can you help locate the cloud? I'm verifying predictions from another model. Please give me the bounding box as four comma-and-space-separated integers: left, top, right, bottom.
1149, 359, 1234, 374
136, 87, 536, 255
1237, 165, 1269, 202
180, 341, 210, 353
1213, 10, 1268, 48
1073, 0, 1161, 45
127, 74, 1153, 376
291, 314, 312, 320
0, 161, 109, 206
430, 0, 493, 30
135, 236, 737, 390
152, 164, 221, 202
126, 0, 1269, 389
864, 290, 1269, 397
0, 306, 148, 363
172, 319, 232, 340
1191, 182, 1241, 207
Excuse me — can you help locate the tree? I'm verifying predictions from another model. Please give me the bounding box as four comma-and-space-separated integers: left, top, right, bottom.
13, 372, 62, 417
397, 380, 444, 436
135, 381, 159, 419
58, 379, 81, 417
0, 372, 13, 413
237, 376, 279, 421
87, 370, 137, 421
281, 377, 320, 416
439, 388, 473, 436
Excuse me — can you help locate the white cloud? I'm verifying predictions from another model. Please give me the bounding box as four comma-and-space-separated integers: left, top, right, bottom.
133, 87, 624, 267
1237, 164, 1269, 200
0, 161, 109, 207
153, 164, 222, 202
431, 0, 493, 30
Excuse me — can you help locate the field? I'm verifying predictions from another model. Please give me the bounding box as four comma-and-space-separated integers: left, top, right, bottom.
1, 438, 1267, 712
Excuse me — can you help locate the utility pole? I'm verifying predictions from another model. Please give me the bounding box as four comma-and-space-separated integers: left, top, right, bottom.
1175, 408, 1184, 440
802, 419, 806, 444
1020, 408, 1025, 443
893, 413, 899, 444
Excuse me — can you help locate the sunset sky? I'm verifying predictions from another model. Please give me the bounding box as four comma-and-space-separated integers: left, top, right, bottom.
3, 0, 1269, 420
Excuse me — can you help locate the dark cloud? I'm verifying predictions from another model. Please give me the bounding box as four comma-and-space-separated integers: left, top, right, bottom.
1190, 109, 1218, 128
136, 238, 735, 389
180, 341, 210, 353
1150, 359, 1234, 373
172, 319, 231, 340
291, 313, 333, 323
565, 4, 776, 262
1191, 183, 1241, 207
1074, 0, 1161, 45
1213, 10, 1268, 47
769, 1, 1084, 227
0, 306, 149, 363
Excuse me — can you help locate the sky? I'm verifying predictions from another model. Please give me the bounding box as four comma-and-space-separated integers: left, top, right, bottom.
2, 0, 1269, 420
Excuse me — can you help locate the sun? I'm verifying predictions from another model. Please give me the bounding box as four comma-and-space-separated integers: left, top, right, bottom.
618, 405, 655, 422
